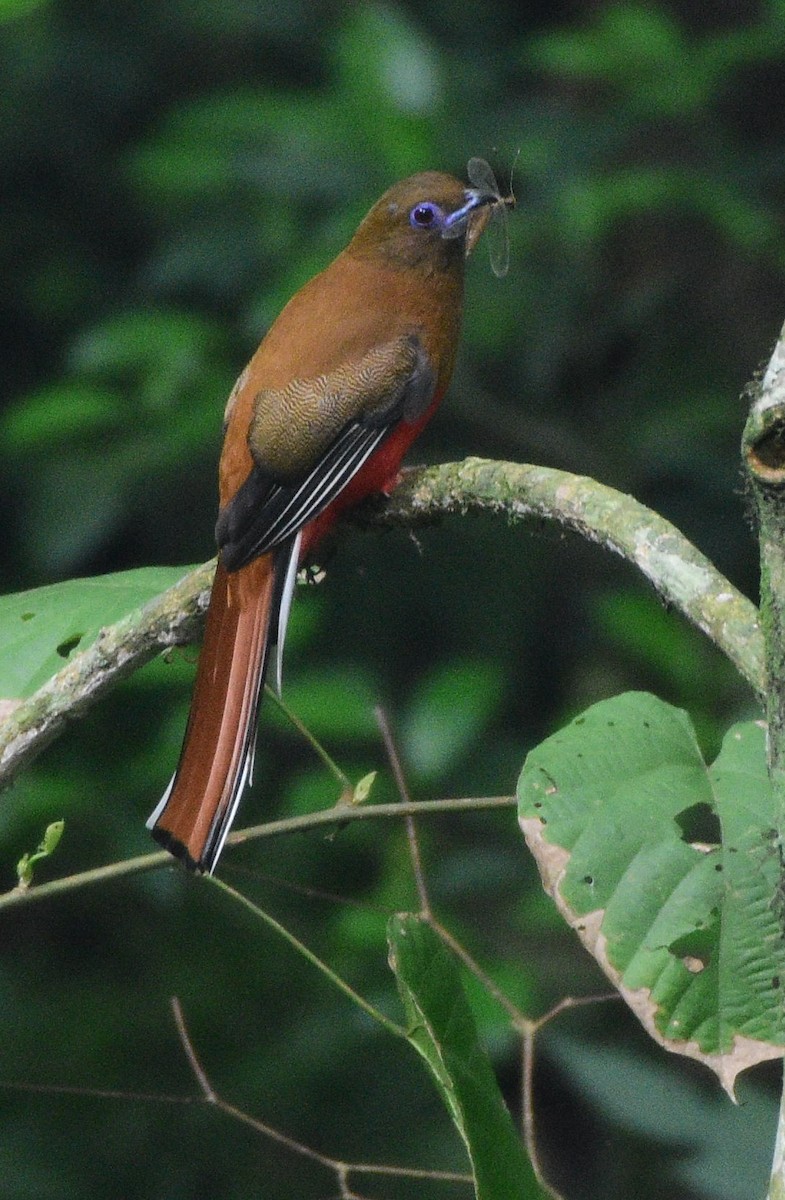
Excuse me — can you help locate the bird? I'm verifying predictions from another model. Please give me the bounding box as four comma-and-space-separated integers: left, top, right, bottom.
148, 166, 504, 872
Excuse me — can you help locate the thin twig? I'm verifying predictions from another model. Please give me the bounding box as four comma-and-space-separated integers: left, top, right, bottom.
369, 719, 616, 1200
0, 1078, 195, 1105
0, 795, 514, 911
520, 992, 619, 1198
375, 705, 430, 916
224, 864, 395, 917
374, 708, 549, 1190
266, 685, 352, 792
431, 917, 526, 1025
172, 995, 473, 1190
338, 1162, 471, 1182
206, 1093, 337, 1170
170, 997, 216, 1102
373, 715, 528, 1021
206, 876, 407, 1041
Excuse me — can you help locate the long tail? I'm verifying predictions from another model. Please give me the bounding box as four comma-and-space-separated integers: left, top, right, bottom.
148, 545, 293, 872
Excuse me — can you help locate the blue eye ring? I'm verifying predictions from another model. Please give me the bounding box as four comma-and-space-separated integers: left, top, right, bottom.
409, 202, 442, 229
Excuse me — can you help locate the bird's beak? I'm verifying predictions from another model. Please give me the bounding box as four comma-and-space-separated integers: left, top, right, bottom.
441, 188, 497, 243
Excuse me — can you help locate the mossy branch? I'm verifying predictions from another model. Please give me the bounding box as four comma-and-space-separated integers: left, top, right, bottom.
742, 318, 785, 1200
358, 457, 763, 696
0, 459, 762, 790
744, 325, 785, 781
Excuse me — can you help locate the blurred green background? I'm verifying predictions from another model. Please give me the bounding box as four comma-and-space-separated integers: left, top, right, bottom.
1, 0, 783, 1196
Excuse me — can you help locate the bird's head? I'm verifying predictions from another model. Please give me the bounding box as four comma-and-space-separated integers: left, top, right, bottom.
347, 170, 499, 271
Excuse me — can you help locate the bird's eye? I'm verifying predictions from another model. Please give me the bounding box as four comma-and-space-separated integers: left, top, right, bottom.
409, 202, 440, 229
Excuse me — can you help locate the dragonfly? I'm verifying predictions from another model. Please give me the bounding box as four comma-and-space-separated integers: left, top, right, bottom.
467, 156, 515, 278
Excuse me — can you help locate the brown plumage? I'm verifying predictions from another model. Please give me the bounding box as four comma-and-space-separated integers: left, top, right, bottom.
149, 169, 499, 871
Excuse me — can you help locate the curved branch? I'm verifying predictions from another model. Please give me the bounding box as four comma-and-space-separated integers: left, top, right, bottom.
0, 459, 763, 790
359, 457, 763, 697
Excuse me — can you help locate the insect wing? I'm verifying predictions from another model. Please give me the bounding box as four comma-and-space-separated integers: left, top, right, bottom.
466, 157, 510, 278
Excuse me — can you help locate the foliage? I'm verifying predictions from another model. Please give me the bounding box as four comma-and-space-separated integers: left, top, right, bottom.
1, 1, 784, 1198
519, 694, 784, 1093
0, 567, 190, 696
388, 914, 543, 1199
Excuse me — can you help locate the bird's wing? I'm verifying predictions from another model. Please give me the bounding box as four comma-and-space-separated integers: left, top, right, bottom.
216, 334, 434, 572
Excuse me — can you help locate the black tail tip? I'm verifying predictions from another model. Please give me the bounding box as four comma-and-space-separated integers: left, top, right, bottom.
150, 825, 206, 874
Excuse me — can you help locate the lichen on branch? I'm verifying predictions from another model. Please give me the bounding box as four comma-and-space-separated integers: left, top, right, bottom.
0, 459, 763, 791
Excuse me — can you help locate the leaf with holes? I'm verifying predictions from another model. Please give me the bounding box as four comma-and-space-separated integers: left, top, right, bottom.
388, 913, 545, 1200
517, 691, 784, 1096
0, 567, 192, 699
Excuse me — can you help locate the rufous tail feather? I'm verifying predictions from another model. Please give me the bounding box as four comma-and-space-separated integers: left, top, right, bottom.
148, 553, 281, 872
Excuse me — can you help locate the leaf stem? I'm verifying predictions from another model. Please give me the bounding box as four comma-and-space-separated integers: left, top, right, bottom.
206, 875, 406, 1041
266, 684, 352, 792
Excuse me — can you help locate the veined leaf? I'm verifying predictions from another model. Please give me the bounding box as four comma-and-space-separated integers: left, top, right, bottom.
388, 914, 544, 1199
517, 691, 784, 1096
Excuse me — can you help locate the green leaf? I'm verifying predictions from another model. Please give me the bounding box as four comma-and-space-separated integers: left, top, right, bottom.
0, 384, 123, 454
527, 4, 708, 117
0, 567, 194, 698
16, 819, 64, 889
388, 914, 543, 1200
401, 658, 503, 781
351, 770, 377, 805
517, 692, 784, 1095
334, 5, 439, 174
0, 0, 50, 22
69, 310, 222, 411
